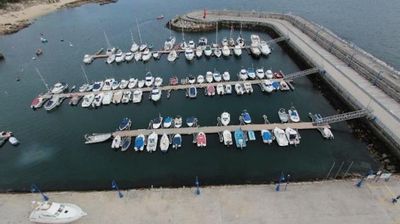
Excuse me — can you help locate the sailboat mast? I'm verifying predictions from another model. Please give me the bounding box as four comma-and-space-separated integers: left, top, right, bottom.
104, 31, 111, 48
130, 29, 134, 44
136, 19, 142, 44
240, 22, 242, 36
215, 22, 218, 44
35, 67, 49, 91
80, 65, 90, 84
181, 27, 185, 41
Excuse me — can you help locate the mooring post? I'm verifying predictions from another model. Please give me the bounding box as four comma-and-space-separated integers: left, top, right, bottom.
31, 184, 49, 201
275, 172, 285, 192
195, 176, 200, 195
284, 174, 291, 191
325, 161, 336, 180
111, 180, 123, 198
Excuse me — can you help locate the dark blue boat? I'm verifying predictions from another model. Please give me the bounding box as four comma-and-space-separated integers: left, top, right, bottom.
118, 117, 131, 131
172, 134, 182, 149
186, 116, 195, 127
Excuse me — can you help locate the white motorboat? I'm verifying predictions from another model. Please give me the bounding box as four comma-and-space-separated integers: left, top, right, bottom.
234, 83, 244, 95
150, 87, 162, 102
236, 36, 245, 47
92, 93, 104, 107
106, 47, 116, 56
256, 68, 265, 79
146, 132, 158, 152
278, 108, 289, 123
197, 75, 205, 84
92, 81, 104, 92
250, 43, 261, 57
205, 71, 213, 83
112, 91, 123, 104
121, 91, 132, 103
288, 106, 300, 122
221, 38, 228, 46
228, 37, 235, 47
106, 54, 115, 64
115, 50, 125, 63
7, 136, 18, 146
204, 45, 212, 57
139, 44, 147, 52
130, 41, 139, 52
79, 83, 90, 92
187, 75, 196, 84
134, 52, 142, 61
84, 133, 112, 144
198, 37, 208, 49
233, 44, 242, 56
184, 48, 195, 61
222, 71, 230, 81
265, 69, 273, 79
119, 79, 129, 89
261, 129, 273, 144
213, 71, 222, 82
51, 82, 68, 94
243, 82, 253, 93
43, 96, 62, 111
250, 34, 261, 45
152, 115, 163, 129
159, 133, 169, 152
128, 78, 138, 89
222, 45, 230, 57
102, 91, 113, 105
238, 69, 248, 80
83, 54, 93, 64
188, 40, 196, 49
274, 127, 289, 147
111, 135, 121, 149
154, 77, 163, 87
138, 80, 145, 88
164, 36, 176, 50
223, 130, 233, 146
145, 72, 154, 87
132, 89, 143, 103
285, 127, 300, 145
216, 84, 225, 95
261, 80, 274, 93
174, 116, 183, 128
163, 116, 173, 128
81, 93, 95, 108
125, 52, 134, 62
260, 40, 271, 55
102, 79, 114, 91
195, 46, 203, 57
167, 50, 178, 62
321, 127, 334, 139
225, 84, 232, 94
141, 49, 152, 62
29, 201, 87, 224
220, 112, 230, 126
111, 80, 119, 90
213, 47, 222, 57
247, 68, 256, 79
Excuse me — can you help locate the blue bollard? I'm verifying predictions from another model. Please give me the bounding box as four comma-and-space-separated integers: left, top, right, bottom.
31, 184, 49, 201
111, 180, 123, 198
195, 176, 200, 195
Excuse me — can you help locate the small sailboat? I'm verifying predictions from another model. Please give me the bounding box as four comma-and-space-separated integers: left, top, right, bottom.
288, 106, 300, 122
134, 52, 142, 61
152, 115, 163, 129
197, 75, 205, 84
160, 133, 170, 152
132, 89, 143, 103
154, 77, 163, 87
223, 130, 233, 146
285, 127, 300, 145
220, 112, 230, 126
167, 50, 178, 62
256, 68, 265, 79
163, 116, 173, 128
234, 83, 244, 95
205, 71, 213, 83
134, 134, 145, 151
172, 134, 182, 149
174, 116, 183, 128
233, 44, 242, 56
111, 135, 121, 149
130, 41, 139, 52
118, 117, 132, 131
234, 128, 246, 149
146, 132, 158, 152
274, 127, 289, 146
121, 90, 132, 103
141, 49, 152, 62
164, 36, 176, 51
238, 69, 248, 80
115, 50, 125, 63
278, 108, 289, 123
216, 84, 225, 95
150, 87, 162, 102
196, 132, 207, 147
241, 110, 252, 124
222, 71, 230, 81
261, 129, 273, 144
29, 201, 87, 224
125, 52, 134, 62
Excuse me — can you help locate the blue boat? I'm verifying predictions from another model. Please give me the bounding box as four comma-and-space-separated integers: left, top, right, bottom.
120, 137, 131, 152
172, 134, 182, 149
134, 134, 145, 151
188, 86, 197, 98
186, 116, 195, 127
118, 117, 131, 131
261, 130, 273, 144
272, 81, 280, 90
241, 110, 252, 124
234, 128, 246, 149
247, 130, 256, 141
163, 116, 173, 128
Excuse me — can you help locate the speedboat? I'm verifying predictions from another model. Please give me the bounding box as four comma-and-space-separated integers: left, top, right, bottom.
234, 128, 246, 149
216, 84, 225, 95
238, 69, 248, 80
79, 83, 90, 92
167, 50, 178, 62
236, 36, 245, 47
188, 40, 196, 49
138, 80, 145, 88
225, 84, 232, 94
280, 80, 290, 91
184, 48, 195, 61
112, 91, 123, 104
248, 130, 256, 141
69, 95, 81, 106
150, 87, 162, 102
221, 38, 228, 46
241, 110, 252, 124
83, 54, 93, 64
172, 134, 182, 149
206, 85, 215, 96
145, 72, 154, 87
174, 116, 183, 128
134, 134, 145, 151
164, 36, 176, 50
159, 133, 169, 152
102, 91, 113, 105
256, 68, 265, 79
154, 77, 163, 87
188, 85, 197, 98
170, 76, 178, 85
223, 130, 233, 146
139, 44, 148, 52
278, 108, 289, 123
121, 137, 132, 152
152, 52, 160, 60
106, 54, 115, 64
197, 75, 205, 84
220, 112, 230, 126
115, 50, 125, 63
188, 75, 196, 84
285, 127, 300, 145
233, 44, 242, 56
222, 45, 230, 57
321, 127, 334, 139
84, 133, 112, 144
260, 40, 271, 55
205, 71, 213, 83
247, 68, 256, 79
274, 127, 289, 146
250, 34, 261, 45
213, 70, 222, 82
288, 106, 300, 122
111, 135, 121, 149
81, 93, 95, 108
196, 132, 207, 147
261, 129, 273, 144
222, 71, 230, 81
106, 47, 116, 55
272, 81, 280, 91
250, 43, 261, 57
146, 132, 158, 152
186, 116, 195, 127
121, 90, 132, 103
261, 80, 274, 93
118, 117, 132, 131
130, 41, 139, 52
265, 69, 273, 79
163, 116, 173, 128
119, 79, 129, 89
152, 115, 163, 129
243, 82, 253, 94
234, 83, 244, 95
141, 49, 152, 62
102, 79, 113, 91
132, 89, 143, 103
51, 82, 68, 94
43, 96, 61, 111
213, 47, 222, 57
198, 37, 208, 49
29, 201, 87, 224
111, 80, 120, 90
128, 78, 138, 89
204, 45, 212, 57
31, 96, 47, 109
92, 81, 104, 92
195, 46, 203, 58
228, 37, 235, 46
134, 52, 142, 61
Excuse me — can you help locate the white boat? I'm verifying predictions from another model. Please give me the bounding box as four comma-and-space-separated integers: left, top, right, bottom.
138, 80, 145, 88
285, 127, 300, 145
204, 45, 212, 57
188, 40, 196, 49
247, 68, 256, 79
29, 201, 87, 224
81, 93, 95, 108
111, 80, 119, 90
220, 112, 230, 126
222, 71, 230, 81
115, 50, 125, 63
222, 45, 230, 56
184, 48, 195, 61
213, 71, 222, 82
84, 133, 112, 144
102, 91, 113, 105
174, 116, 183, 128
130, 41, 139, 52
112, 91, 123, 104
274, 127, 289, 147
243, 82, 253, 93
146, 132, 158, 152
128, 78, 138, 89
250, 34, 261, 45
197, 75, 205, 84
132, 89, 143, 103
106, 47, 116, 56
125, 52, 134, 62
152, 116, 163, 129
233, 44, 242, 56
234, 83, 244, 95
198, 37, 208, 49
102, 79, 114, 91
159, 133, 169, 152
141, 49, 152, 62
167, 50, 178, 62
111, 135, 121, 149
236, 36, 245, 47
250, 43, 261, 56
223, 130, 233, 146
119, 79, 129, 89
106, 54, 115, 64
225, 84, 232, 94
260, 40, 271, 55
145, 72, 154, 87
163, 117, 173, 128
121, 91, 132, 103
51, 82, 68, 94
195, 46, 203, 57
150, 87, 162, 102
238, 69, 248, 80
79, 83, 90, 92
154, 77, 163, 87
205, 71, 213, 83
261, 80, 274, 93
321, 127, 334, 139
188, 85, 197, 98
288, 106, 300, 122
83, 54, 93, 64
139, 44, 147, 52
216, 84, 225, 95
278, 108, 289, 123
8, 136, 19, 145
44, 96, 62, 111
214, 47, 222, 57
180, 41, 188, 50
92, 93, 104, 107
134, 52, 142, 61
265, 69, 273, 79
164, 36, 176, 50
256, 68, 265, 79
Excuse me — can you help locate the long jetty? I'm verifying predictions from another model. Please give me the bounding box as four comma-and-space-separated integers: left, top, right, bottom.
169, 10, 400, 156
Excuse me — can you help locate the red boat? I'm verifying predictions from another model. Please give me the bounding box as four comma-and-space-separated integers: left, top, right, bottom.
156, 15, 164, 20
31, 96, 46, 109
196, 132, 207, 147
169, 76, 178, 85
207, 85, 215, 96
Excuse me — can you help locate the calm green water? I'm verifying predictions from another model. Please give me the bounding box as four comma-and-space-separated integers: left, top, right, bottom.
1, 0, 396, 191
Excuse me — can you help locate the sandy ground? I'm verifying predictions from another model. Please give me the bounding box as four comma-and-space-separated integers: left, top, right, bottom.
1, 178, 400, 224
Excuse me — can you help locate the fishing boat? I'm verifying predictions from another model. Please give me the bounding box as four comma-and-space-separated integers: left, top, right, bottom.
261, 129, 273, 144
111, 79, 120, 90
225, 84, 232, 94
150, 87, 162, 102
188, 40, 196, 49
243, 82, 253, 94
112, 91, 123, 104
81, 93, 95, 108
164, 36, 176, 51
160, 133, 170, 152
134, 134, 145, 151
145, 72, 154, 87
197, 75, 205, 84
163, 116, 173, 128
247, 68, 256, 79
205, 71, 213, 83
141, 48, 152, 62
204, 45, 212, 57
280, 80, 290, 91
213, 47, 222, 57
222, 45, 230, 57
260, 40, 271, 55
206, 85, 215, 96
92, 81, 104, 92
278, 108, 289, 123
222, 71, 230, 81
132, 89, 143, 103
154, 77, 163, 87
265, 69, 273, 79
84, 133, 112, 144
234, 128, 246, 149
119, 79, 129, 89
220, 112, 230, 126
121, 137, 132, 152
146, 132, 158, 152
213, 70, 222, 82
256, 68, 265, 79
234, 83, 244, 95
184, 48, 195, 61
285, 127, 300, 145
111, 135, 121, 149
167, 50, 178, 62
172, 134, 182, 149
115, 50, 125, 63
118, 117, 131, 131
121, 90, 132, 103
44, 96, 61, 111
248, 130, 256, 141
51, 82, 68, 94
216, 84, 225, 95
138, 80, 145, 88
174, 116, 183, 128
186, 116, 195, 127
29, 201, 87, 224
196, 132, 207, 147
102, 91, 113, 105
223, 130, 233, 146
288, 106, 300, 122
233, 44, 242, 56
238, 69, 248, 80
152, 115, 163, 129
261, 80, 274, 93
31, 96, 47, 109
188, 85, 197, 98
134, 52, 142, 61
241, 110, 252, 124
274, 127, 289, 146
195, 46, 203, 57
128, 78, 138, 89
